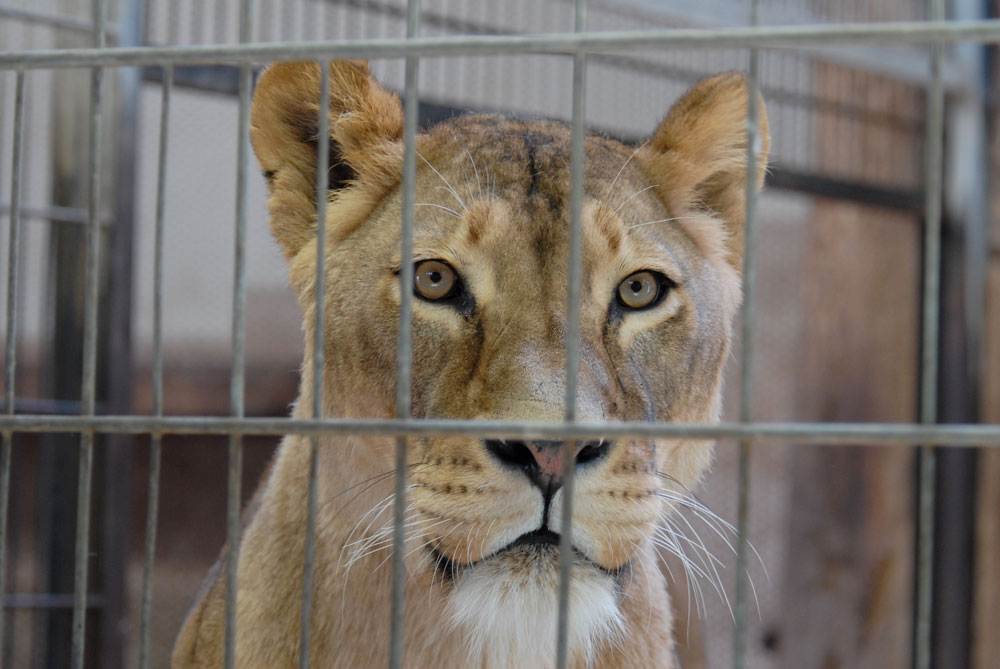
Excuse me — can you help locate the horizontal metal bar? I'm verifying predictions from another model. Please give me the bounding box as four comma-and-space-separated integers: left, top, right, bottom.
2, 594, 105, 609
0, 415, 997, 445
0, 203, 110, 225
0, 5, 117, 38
0, 397, 105, 415
5, 20, 1000, 70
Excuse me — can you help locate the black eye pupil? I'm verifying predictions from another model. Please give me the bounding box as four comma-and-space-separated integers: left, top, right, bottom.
430, 271, 441, 283
629, 280, 642, 293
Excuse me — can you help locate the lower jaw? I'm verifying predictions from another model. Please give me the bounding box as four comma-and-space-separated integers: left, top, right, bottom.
431, 541, 630, 584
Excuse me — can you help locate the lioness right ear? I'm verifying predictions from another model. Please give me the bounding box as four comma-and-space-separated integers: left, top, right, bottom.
251, 61, 404, 260
638, 73, 769, 272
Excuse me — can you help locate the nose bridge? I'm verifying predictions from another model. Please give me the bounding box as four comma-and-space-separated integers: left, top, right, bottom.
511, 341, 564, 410
489, 332, 607, 423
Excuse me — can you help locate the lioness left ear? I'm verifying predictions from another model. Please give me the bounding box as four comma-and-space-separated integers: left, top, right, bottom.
251, 61, 404, 260
638, 73, 769, 271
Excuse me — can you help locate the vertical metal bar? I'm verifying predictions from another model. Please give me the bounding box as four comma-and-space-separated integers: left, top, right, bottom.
0, 68, 26, 663
102, 3, 144, 665
389, 3, 420, 668
224, 4, 254, 668
916, 1, 945, 668
72, 1, 106, 666
931, 3, 989, 666
298, 61, 329, 669
733, 2, 761, 668
555, 3, 587, 668
138, 63, 172, 669
949, 0, 989, 420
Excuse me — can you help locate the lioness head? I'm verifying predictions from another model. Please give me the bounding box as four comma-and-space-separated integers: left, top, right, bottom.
250, 60, 768, 666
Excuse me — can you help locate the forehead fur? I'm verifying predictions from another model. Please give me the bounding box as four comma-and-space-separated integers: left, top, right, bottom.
407, 114, 738, 292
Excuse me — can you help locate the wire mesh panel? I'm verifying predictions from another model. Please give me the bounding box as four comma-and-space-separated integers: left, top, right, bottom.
1, 0, 999, 668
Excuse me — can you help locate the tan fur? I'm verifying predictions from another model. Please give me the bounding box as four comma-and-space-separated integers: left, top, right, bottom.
173, 61, 768, 668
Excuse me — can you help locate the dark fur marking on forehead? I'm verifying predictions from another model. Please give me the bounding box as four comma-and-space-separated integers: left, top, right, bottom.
533, 228, 548, 264
525, 136, 540, 197
520, 130, 557, 198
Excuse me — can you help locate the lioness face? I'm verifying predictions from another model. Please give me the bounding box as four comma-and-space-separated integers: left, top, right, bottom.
326, 116, 738, 574
251, 61, 767, 660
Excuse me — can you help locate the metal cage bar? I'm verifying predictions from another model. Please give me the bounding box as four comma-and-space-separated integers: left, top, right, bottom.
915, 1, 947, 667
733, 2, 762, 667
0, 414, 997, 444
71, 1, 107, 665
223, 3, 256, 667
555, 1, 589, 667
10, 21, 1000, 70
298, 59, 330, 669
389, 3, 421, 666
0, 67, 25, 663
137, 62, 172, 669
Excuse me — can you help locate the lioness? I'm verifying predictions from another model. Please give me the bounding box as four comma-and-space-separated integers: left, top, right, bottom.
173, 60, 768, 668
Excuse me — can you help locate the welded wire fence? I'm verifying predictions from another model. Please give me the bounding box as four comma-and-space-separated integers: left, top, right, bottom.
1, 0, 999, 668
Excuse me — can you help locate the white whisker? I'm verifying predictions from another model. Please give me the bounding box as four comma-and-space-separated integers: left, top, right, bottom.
607, 140, 649, 196
627, 215, 700, 230
613, 184, 658, 215
665, 516, 729, 618
415, 202, 462, 218
418, 152, 467, 210
655, 523, 707, 618
467, 149, 483, 198
658, 485, 769, 583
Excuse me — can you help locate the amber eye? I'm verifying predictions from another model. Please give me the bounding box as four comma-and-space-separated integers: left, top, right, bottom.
617, 270, 665, 310
414, 259, 458, 301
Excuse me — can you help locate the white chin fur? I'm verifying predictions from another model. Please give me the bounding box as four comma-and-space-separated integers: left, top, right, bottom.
446, 548, 625, 668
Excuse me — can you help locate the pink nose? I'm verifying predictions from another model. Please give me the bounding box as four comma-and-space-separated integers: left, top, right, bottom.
523, 440, 577, 484
484, 439, 612, 494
